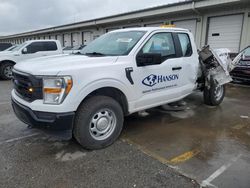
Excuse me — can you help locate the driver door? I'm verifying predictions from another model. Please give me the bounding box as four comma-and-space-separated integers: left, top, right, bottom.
132, 31, 195, 110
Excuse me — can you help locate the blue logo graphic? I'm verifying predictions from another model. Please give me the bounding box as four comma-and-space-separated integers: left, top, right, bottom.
142, 74, 158, 87
142, 74, 179, 87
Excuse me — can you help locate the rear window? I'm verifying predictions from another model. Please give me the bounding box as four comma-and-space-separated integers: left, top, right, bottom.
43, 42, 58, 51
177, 33, 192, 57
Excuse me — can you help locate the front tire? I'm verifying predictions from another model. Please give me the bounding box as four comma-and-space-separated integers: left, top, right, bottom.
203, 77, 225, 106
0, 62, 14, 80
74, 96, 124, 150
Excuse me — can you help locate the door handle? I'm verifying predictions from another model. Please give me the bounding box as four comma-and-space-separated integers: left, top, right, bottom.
172, 67, 182, 71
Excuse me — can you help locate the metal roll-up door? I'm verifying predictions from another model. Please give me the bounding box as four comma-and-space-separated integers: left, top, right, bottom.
83, 32, 92, 45
63, 34, 71, 47
72, 32, 80, 46
207, 14, 243, 53
173, 19, 197, 37
56, 35, 63, 47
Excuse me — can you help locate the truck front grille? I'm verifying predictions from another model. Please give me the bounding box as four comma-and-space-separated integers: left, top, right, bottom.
12, 70, 43, 102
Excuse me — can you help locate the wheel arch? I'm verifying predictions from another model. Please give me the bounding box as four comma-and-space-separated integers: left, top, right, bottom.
76, 86, 129, 116
0, 59, 16, 65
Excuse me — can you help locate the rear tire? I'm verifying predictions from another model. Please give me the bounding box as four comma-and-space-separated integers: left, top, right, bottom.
0, 62, 14, 80
74, 96, 124, 150
203, 77, 225, 106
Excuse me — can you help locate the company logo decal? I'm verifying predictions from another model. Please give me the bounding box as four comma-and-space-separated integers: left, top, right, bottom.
142, 74, 179, 87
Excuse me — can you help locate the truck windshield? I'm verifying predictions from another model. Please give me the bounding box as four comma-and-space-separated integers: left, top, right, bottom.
81, 31, 146, 56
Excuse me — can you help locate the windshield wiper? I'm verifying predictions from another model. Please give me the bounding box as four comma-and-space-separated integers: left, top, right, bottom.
85, 52, 106, 56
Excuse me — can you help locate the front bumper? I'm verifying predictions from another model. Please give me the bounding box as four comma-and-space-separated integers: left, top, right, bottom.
12, 97, 75, 132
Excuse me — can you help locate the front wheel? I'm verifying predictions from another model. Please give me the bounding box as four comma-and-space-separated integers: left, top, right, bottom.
74, 96, 124, 150
0, 62, 14, 80
203, 77, 225, 106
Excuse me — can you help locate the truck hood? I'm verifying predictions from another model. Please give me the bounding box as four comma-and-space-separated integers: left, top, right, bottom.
14, 54, 118, 75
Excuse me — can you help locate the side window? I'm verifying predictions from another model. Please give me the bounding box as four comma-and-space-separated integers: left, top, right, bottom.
26, 42, 44, 53
43, 42, 58, 51
177, 33, 192, 57
140, 32, 176, 61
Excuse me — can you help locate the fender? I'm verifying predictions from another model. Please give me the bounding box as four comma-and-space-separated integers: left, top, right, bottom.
72, 78, 133, 111
0, 55, 18, 64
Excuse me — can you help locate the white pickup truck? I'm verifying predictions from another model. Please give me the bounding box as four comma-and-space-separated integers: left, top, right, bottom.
0, 40, 62, 80
11, 27, 233, 149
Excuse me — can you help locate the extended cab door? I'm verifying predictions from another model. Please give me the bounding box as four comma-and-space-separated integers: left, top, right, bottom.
132, 31, 198, 110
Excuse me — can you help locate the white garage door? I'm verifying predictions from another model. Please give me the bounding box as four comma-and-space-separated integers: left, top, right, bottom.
207, 14, 243, 53
50, 35, 56, 39
72, 32, 80, 46
173, 19, 197, 37
64, 34, 71, 47
56, 35, 63, 47
83, 32, 92, 45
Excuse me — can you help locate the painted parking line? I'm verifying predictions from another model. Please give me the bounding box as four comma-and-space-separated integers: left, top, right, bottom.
122, 138, 200, 165
122, 138, 170, 165
168, 149, 200, 165
201, 154, 242, 188
122, 138, 199, 184
0, 133, 40, 145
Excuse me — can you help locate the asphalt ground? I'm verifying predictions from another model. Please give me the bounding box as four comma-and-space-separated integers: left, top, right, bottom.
0, 80, 197, 188
1, 80, 250, 188
123, 83, 250, 188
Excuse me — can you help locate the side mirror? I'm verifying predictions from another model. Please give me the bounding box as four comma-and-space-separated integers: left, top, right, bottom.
22, 47, 28, 54
136, 53, 162, 67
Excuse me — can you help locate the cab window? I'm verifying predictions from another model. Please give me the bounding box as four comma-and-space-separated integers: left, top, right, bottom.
177, 33, 192, 57
26, 41, 58, 54
26, 42, 44, 53
43, 42, 58, 51
140, 32, 176, 62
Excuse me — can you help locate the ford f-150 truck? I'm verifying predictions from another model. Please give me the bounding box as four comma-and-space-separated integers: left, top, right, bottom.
0, 40, 62, 80
11, 27, 233, 149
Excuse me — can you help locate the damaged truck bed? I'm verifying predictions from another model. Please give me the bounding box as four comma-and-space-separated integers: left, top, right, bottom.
198, 46, 233, 90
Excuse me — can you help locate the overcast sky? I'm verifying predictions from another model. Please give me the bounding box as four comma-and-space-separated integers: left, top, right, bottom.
0, 0, 182, 36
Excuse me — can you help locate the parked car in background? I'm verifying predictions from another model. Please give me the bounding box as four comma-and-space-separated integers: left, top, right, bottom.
3, 44, 19, 52
63, 45, 86, 54
0, 43, 12, 51
230, 46, 250, 83
0, 40, 62, 80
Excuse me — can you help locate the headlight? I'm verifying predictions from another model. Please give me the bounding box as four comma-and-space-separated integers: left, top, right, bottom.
43, 76, 73, 104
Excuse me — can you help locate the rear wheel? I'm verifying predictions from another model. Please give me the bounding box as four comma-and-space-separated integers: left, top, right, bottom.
203, 77, 225, 106
0, 62, 14, 80
74, 96, 124, 150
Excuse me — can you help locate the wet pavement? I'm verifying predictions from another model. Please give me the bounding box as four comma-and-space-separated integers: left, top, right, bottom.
123, 83, 250, 188
0, 80, 250, 188
0, 80, 197, 188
